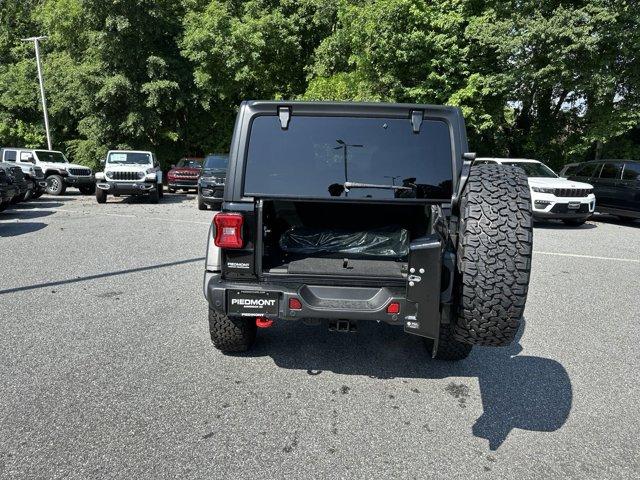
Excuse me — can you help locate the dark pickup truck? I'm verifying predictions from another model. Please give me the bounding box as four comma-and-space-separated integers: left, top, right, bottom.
203, 101, 533, 361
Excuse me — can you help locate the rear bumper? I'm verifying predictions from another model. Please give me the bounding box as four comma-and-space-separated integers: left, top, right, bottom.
204, 235, 448, 341
205, 273, 408, 324
96, 181, 157, 194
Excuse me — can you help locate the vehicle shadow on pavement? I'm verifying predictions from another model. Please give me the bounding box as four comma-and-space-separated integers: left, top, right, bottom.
114, 194, 193, 205
0, 209, 56, 220
591, 215, 640, 228
157, 194, 196, 205
8, 200, 66, 210
0, 256, 205, 294
247, 318, 572, 450
0, 221, 47, 237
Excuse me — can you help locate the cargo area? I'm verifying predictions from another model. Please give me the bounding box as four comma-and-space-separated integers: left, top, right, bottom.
261, 200, 430, 278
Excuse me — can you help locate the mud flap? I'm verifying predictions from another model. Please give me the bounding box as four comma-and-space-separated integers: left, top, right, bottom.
404, 236, 442, 345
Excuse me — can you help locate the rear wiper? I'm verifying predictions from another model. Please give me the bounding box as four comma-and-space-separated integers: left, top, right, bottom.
343, 181, 413, 192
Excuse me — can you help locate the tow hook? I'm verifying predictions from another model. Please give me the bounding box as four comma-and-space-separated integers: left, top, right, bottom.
256, 317, 274, 329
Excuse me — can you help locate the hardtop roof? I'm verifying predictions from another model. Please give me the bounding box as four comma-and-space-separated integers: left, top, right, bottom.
107, 150, 154, 155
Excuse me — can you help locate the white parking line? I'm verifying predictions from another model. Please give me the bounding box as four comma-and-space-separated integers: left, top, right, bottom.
534, 251, 640, 264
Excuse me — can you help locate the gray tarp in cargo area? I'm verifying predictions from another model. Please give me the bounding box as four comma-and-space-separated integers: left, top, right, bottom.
279, 226, 409, 258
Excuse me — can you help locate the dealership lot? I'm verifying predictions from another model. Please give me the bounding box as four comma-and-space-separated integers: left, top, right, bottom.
0, 194, 639, 479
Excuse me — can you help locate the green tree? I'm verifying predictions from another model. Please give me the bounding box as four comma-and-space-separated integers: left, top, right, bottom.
304, 0, 640, 167
181, 0, 338, 151
1, 0, 200, 169
0, 1, 45, 147
1, 0, 638, 170
467, 0, 640, 167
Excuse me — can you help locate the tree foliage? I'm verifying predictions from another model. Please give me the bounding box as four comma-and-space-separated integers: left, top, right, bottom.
0, 0, 638, 170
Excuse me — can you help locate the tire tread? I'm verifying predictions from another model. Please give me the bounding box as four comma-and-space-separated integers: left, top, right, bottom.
208, 309, 256, 352
454, 164, 533, 346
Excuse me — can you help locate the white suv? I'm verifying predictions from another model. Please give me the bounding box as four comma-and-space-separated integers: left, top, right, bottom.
1, 148, 94, 196
476, 158, 596, 226
95, 150, 164, 204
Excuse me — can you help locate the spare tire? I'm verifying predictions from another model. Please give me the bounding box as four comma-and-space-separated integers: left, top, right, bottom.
454, 164, 533, 346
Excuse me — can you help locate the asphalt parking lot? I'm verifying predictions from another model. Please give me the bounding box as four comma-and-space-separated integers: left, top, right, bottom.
1, 193, 639, 479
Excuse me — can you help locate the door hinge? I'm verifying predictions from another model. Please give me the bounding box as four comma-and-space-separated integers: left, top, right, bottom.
278, 106, 291, 130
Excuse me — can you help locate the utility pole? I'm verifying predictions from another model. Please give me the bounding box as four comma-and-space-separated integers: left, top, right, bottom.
384, 175, 401, 186
21, 36, 52, 150
334, 139, 363, 183
334, 139, 363, 197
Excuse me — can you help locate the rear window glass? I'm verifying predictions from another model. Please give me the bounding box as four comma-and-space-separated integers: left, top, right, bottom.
244, 116, 453, 200
3, 150, 16, 161
599, 163, 622, 179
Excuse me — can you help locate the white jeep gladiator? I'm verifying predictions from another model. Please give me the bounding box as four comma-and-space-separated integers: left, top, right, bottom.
95, 150, 164, 203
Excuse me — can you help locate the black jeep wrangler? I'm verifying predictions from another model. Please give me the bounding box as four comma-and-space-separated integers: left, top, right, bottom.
203, 101, 532, 361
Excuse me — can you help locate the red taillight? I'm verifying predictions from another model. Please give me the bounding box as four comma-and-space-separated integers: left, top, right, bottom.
214, 213, 243, 248
386, 302, 400, 314
289, 298, 302, 310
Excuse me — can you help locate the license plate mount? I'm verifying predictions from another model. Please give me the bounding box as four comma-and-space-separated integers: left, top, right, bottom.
227, 290, 279, 317
568, 202, 580, 210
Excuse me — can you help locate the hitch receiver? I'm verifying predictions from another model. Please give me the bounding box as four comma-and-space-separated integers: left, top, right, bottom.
329, 320, 357, 333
